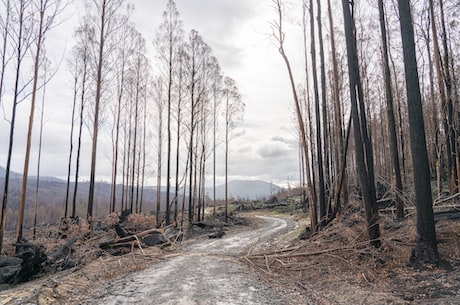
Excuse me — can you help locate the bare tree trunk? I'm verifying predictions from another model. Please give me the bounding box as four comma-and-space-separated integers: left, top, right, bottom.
65, 55, 78, 218
439, 0, 457, 193
17, 0, 47, 244
135, 138, 141, 213
181, 149, 191, 228
72, 53, 88, 219
88, 0, 107, 224
316, 0, 331, 220
155, 79, 164, 225
301, 1, 317, 231
212, 80, 219, 217
225, 114, 229, 223
111, 32, 128, 213
309, 0, 326, 228
429, 0, 453, 194
421, 8, 441, 197
188, 79, 196, 225
120, 123, 126, 210
165, 49, 172, 227
273, 0, 316, 232
193, 130, 199, 220
174, 61, 184, 224
130, 55, 141, 214
139, 88, 147, 213
341, 0, 380, 247
1, 0, 28, 252
327, 0, 346, 215
378, 0, 404, 219
388, 48, 408, 187
33, 75, 46, 241
397, 0, 439, 265
123, 105, 131, 212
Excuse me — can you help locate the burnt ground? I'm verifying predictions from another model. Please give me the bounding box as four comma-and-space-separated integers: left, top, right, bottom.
0, 214, 308, 305
245, 203, 460, 304
1, 204, 459, 304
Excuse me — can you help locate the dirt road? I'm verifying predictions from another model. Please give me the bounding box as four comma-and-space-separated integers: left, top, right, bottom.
78, 216, 308, 305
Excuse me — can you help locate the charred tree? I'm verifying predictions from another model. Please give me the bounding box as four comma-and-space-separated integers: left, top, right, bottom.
341, 0, 381, 247
397, 0, 439, 265
378, 0, 404, 219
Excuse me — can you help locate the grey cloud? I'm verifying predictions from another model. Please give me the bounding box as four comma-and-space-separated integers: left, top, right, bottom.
256, 140, 295, 159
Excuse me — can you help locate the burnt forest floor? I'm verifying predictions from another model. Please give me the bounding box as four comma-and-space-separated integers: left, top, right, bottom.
244, 201, 460, 304
0, 212, 306, 305
1, 200, 460, 304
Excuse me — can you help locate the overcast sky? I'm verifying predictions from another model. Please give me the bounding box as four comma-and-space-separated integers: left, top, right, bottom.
0, 0, 306, 187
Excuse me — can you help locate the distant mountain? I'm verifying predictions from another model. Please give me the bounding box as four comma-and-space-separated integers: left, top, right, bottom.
210, 180, 283, 201
0, 166, 65, 183
0, 166, 22, 180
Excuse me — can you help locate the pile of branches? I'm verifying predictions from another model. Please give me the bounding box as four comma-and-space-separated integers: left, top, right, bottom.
1, 212, 184, 288
100, 211, 182, 256
243, 201, 415, 283
1, 217, 94, 286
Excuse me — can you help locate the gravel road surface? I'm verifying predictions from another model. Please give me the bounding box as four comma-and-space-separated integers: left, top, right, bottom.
82, 216, 308, 305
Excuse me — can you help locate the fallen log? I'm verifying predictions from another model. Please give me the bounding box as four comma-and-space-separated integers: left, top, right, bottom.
142, 232, 167, 246
46, 237, 78, 272
114, 223, 129, 237
48, 237, 78, 262
209, 231, 225, 239
99, 228, 163, 249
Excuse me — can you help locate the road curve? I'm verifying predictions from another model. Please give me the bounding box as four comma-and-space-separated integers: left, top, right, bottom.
83, 216, 306, 305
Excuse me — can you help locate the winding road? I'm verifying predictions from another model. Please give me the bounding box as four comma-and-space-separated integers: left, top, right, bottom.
82, 216, 307, 305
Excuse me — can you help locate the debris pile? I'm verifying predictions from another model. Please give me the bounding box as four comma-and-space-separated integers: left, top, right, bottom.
244, 201, 460, 303
0, 212, 184, 290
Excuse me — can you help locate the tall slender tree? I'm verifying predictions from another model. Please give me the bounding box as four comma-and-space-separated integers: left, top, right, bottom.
184, 30, 211, 224
210, 57, 222, 216
173, 47, 186, 224
1, 0, 33, 252
18, 0, 57, 243
87, 0, 125, 224
378, 0, 404, 219
327, 0, 346, 216
429, 0, 455, 195
154, 0, 183, 225
154, 77, 165, 224
129, 33, 146, 214
438, 0, 457, 193
65, 50, 79, 218
72, 19, 92, 219
274, 0, 317, 232
110, 16, 132, 213
309, 0, 327, 228
222, 77, 244, 222
341, 0, 380, 247
33, 65, 47, 240
316, 0, 330, 222
397, 0, 439, 264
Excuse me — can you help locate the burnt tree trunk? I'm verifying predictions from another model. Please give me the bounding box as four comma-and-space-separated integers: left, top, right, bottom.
397, 0, 440, 264
341, 0, 381, 247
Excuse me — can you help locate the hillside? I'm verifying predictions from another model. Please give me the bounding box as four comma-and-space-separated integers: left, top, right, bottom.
0, 167, 281, 228
211, 180, 283, 200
